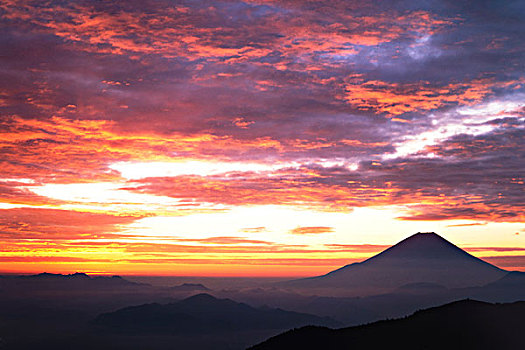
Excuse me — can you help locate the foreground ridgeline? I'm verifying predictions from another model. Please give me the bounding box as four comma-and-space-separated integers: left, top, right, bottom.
249, 299, 525, 350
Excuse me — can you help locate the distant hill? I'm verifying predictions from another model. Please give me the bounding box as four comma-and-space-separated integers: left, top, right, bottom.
484, 271, 525, 288
0, 272, 148, 289
271, 269, 525, 327
459, 270, 525, 302
169, 283, 210, 292
249, 299, 525, 350
0, 272, 166, 317
94, 293, 340, 333
284, 232, 506, 294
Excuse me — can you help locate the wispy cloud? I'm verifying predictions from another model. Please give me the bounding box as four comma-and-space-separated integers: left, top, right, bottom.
289, 226, 334, 235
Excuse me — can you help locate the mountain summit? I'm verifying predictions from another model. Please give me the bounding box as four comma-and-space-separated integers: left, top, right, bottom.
367, 232, 482, 260
286, 232, 506, 294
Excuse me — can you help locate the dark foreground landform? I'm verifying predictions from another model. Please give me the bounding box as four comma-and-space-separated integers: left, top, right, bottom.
249, 299, 525, 350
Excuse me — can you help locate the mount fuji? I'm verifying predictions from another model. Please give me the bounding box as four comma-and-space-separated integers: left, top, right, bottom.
285, 232, 507, 294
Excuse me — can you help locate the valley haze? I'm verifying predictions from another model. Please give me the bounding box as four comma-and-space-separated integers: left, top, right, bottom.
1, 232, 524, 349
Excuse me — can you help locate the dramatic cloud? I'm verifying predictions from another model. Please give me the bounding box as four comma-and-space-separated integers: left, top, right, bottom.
1, 0, 524, 274
0, 207, 141, 240
482, 256, 525, 269
465, 247, 525, 253
289, 226, 334, 235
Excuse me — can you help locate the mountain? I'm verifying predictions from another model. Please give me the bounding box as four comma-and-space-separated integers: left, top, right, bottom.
484, 271, 525, 288
94, 293, 340, 333
0, 272, 151, 298
460, 271, 525, 302
272, 270, 525, 327
0, 272, 168, 318
2, 272, 148, 288
169, 283, 211, 292
284, 232, 506, 294
249, 299, 525, 350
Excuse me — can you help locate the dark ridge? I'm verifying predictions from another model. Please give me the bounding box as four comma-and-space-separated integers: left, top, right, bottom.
94, 293, 340, 334
0, 272, 151, 290
485, 271, 525, 287
25, 272, 90, 279
249, 299, 525, 349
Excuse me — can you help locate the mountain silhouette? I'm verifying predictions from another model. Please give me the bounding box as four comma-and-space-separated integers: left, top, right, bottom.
94, 293, 340, 333
249, 299, 525, 350
0, 272, 149, 293
459, 271, 525, 302
274, 269, 525, 327
285, 232, 506, 293
484, 271, 525, 288
170, 283, 211, 292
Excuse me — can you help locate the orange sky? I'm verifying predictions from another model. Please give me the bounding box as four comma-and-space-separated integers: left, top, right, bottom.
0, 0, 524, 276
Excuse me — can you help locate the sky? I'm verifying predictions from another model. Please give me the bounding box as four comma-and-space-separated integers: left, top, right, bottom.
0, 0, 524, 276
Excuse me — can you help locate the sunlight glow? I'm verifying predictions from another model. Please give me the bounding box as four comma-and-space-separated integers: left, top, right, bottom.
1, 0, 523, 277
110, 160, 294, 179
110, 159, 359, 180
383, 97, 524, 159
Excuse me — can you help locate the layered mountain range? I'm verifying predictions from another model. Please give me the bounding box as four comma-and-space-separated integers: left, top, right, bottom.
0, 232, 522, 350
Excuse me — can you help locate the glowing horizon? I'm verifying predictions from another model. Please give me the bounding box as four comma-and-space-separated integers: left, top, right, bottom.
0, 0, 523, 276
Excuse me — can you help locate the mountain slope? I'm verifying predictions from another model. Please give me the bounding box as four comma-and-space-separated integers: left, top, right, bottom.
285, 232, 506, 293
275, 270, 525, 327
249, 299, 525, 350
94, 293, 340, 333
484, 271, 525, 288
